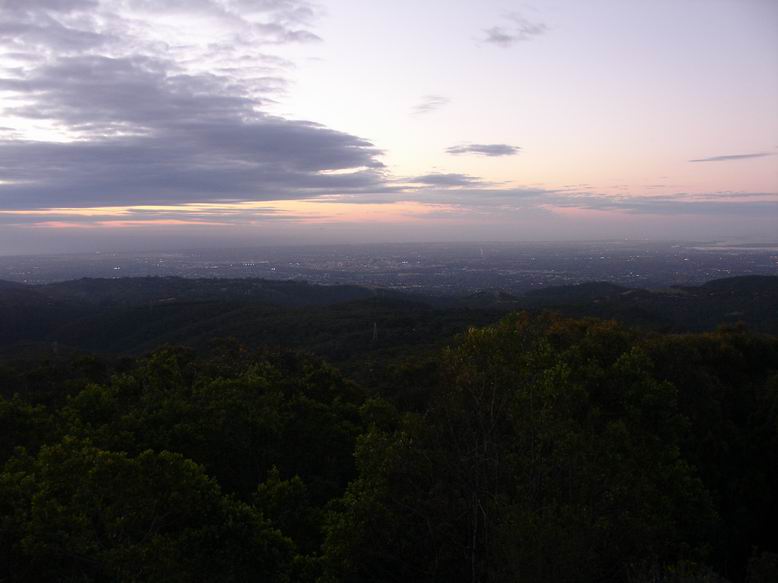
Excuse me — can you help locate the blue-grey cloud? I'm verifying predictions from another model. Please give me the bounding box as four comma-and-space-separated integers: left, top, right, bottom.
0, 128, 388, 209
0, 1, 391, 210
689, 152, 773, 163
446, 143, 520, 157
0, 19, 108, 52
0, 0, 99, 14
409, 173, 483, 187
401, 186, 778, 218
482, 13, 547, 47
593, 194, 773, 217
412, 94, 450, 115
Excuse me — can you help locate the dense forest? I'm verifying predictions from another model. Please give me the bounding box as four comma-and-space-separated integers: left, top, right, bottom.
1, 276, 777, 582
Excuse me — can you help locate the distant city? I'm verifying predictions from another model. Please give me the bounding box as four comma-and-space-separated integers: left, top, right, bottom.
1, 240, 776, 295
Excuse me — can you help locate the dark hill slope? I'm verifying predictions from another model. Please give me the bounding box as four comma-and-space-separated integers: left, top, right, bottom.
0, 283, 85, 344
523, 281, 630, 304
38, 276, 405, 307
0, 276, 776, 363
515, 276, 778, 332
46, 298, 500, 358
688, 274, 778, 295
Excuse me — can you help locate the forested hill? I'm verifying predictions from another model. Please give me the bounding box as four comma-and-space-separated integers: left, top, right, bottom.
1, 276, 778, 581
2, 274, 775, 310
517, 275, 778, 332
3, 276, 407, 307
0, 275, 776, 359
2, 274, 770, 391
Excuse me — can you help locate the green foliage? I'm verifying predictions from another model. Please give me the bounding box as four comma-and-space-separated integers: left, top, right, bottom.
645, 330, 778, 576
59, 347, 364, 501
0, 395, 52, 463
322, 315, 720, 582
0, 438, 293, 582
1, 310, 777, 582
255, 466, 322, 556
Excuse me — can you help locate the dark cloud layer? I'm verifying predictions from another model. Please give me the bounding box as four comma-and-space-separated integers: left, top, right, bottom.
0, 127, 385, 209
446, 143, 520, 157
0, 0, 388, 209
689, 152, 773, 163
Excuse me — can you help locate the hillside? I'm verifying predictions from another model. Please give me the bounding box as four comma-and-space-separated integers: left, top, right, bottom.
36, 276, 406, 307
0, 276, 776, 366
518, 275, 778, 332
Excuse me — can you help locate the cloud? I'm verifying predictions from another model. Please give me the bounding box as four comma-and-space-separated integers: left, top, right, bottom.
605, 195, 773, 217
482, 13, 547, 48
0, 20, 109, 52
0, 128, 388, 209
0, 0, 99, 14
402, 186, 778, 218
0, 0, 392, 210
412, 94, 450, 115
689, 152, 774, 163
446, 143, 520, 157
0, 0, 771, 238
409, 173, 484, 187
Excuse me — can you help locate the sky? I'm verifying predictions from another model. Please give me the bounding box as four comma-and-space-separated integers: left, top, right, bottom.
0, 0, 776, 254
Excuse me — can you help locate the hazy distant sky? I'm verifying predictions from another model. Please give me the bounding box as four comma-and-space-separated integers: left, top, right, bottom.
0, 0, 776, 253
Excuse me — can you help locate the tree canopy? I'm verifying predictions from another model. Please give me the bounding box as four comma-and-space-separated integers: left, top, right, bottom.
1, 313, 777, 582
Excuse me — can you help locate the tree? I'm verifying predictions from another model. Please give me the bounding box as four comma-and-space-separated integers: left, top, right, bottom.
324, 314, 716, 582
0, 438, 293, 582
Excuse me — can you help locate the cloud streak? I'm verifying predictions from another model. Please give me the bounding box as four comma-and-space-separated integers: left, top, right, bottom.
446, 143, 520, 157
411, 94, 450, 115
689, 152, 774, 163
482, 13, 547, 48
409, 173, 484, 187
2, 186, 775, 231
